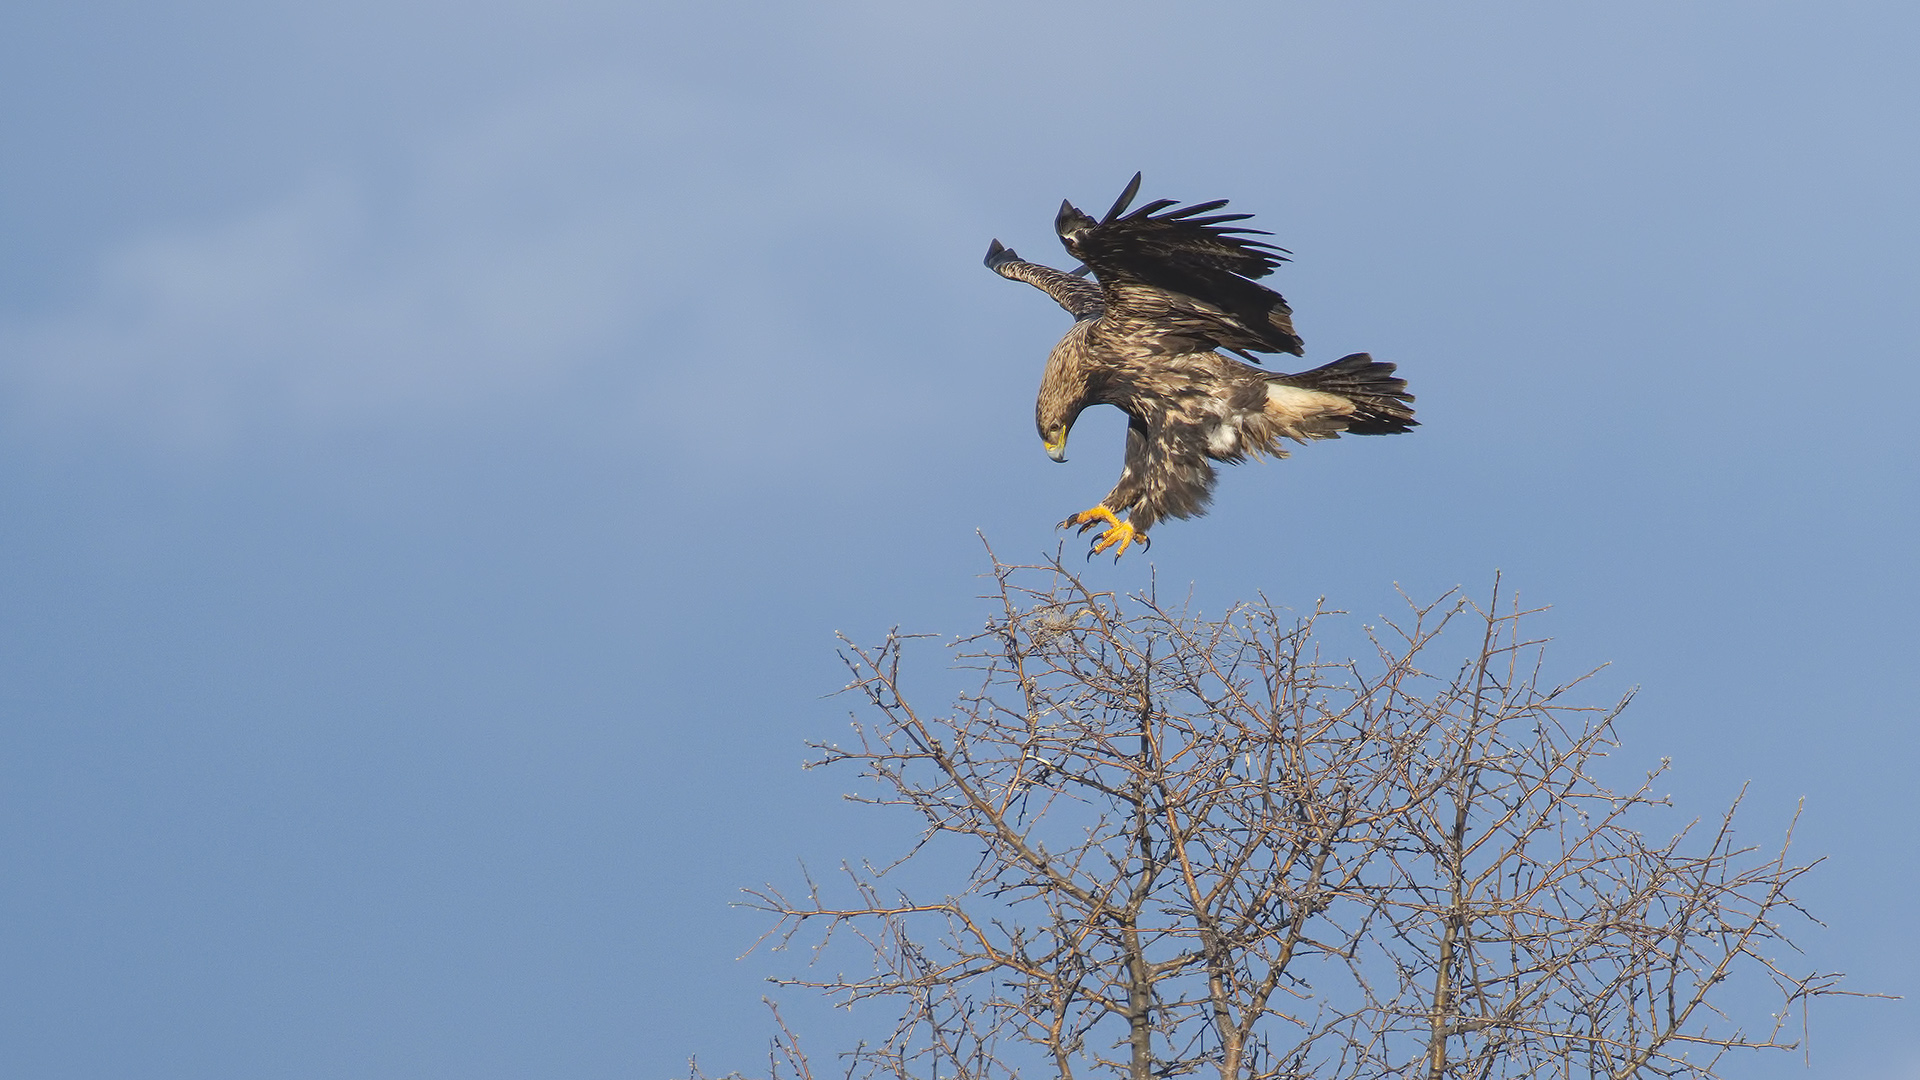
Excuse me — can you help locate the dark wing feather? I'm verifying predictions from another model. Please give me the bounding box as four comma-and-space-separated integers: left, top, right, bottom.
984, 239, 1105, 321
1056, 173, 1304, 358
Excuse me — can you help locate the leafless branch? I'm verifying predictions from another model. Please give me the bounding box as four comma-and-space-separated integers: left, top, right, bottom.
707, 552, 1855, 1079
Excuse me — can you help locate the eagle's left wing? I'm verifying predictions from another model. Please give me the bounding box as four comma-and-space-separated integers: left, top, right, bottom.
1057, 173, 1305, 359
984, 240, 1105, 321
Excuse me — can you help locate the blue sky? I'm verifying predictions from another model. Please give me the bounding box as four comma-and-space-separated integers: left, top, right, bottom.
2, 2, 1915, 1076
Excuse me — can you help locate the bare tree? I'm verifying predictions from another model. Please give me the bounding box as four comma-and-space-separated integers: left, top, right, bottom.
714, 551, 1851, 1079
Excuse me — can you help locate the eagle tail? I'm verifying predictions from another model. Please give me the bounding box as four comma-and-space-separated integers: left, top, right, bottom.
1276, 353, 1417, 435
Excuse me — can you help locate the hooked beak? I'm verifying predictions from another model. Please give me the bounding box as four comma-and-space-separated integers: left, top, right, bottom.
1044, 438, 1067, 463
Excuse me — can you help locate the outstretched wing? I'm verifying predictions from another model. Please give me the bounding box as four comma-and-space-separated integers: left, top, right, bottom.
1057, 173, 1304, 359
984, 239, 1105, 321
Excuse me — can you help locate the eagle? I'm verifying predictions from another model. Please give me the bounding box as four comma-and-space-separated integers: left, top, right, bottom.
986, 173, 1416, 558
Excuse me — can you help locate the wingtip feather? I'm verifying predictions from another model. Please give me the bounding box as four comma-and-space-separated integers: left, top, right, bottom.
1101, 172, 1144, 225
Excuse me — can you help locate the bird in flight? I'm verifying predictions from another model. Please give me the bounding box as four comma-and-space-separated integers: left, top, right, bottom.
985, 173, 1416, 558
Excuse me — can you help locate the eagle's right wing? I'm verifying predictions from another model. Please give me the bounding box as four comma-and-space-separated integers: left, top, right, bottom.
984, 240, 1106, 321
1057, 173, 1305, 359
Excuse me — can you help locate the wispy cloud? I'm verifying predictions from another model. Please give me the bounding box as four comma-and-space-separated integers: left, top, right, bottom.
1, 69, 962, 452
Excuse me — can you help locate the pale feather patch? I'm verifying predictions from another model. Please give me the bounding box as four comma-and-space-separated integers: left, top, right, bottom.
1206, 422, 1239, 455
1264, 382, 1355, 440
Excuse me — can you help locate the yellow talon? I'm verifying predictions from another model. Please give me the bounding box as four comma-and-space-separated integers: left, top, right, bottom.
1062, 505, 1120, 534
1091, 520, 1138, 557
1060, 506, 1144, 559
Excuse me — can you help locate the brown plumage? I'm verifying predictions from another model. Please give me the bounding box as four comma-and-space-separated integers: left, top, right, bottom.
986, 173, 1415, 557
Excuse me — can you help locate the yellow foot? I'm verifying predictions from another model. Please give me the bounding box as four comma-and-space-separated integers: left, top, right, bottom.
1060, 506, 1147, 559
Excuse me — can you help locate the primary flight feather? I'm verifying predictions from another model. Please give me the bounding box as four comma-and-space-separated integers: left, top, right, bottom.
986, 173, 1415, 558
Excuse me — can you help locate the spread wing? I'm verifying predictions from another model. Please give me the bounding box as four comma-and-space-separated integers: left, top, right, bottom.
1057, 173, 1304, 359
983, 239, 1105, 321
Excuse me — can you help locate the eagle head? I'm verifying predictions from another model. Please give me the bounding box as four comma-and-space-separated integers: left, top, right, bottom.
1036, 396, 1082, 463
